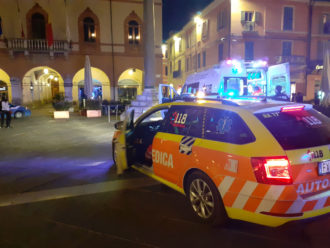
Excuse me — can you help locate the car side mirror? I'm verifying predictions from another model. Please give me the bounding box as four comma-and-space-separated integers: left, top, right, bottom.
114, 121, 124, 130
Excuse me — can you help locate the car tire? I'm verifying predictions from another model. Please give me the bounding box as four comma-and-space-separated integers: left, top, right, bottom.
187, 171, 228, 226
14, 111, 23, 119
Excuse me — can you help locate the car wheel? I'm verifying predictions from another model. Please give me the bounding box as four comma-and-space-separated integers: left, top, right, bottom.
14, 111, 23, 119
187, 171, 227, 226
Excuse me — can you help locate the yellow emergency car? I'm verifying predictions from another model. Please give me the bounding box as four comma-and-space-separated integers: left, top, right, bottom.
112, 98, 330, 227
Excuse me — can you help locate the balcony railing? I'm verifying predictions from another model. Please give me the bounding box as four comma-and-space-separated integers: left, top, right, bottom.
275, 55, 306, 65
7, 38, 70, 56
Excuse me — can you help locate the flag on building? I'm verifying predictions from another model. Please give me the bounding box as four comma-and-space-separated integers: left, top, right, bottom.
0, 17, 3, 36
46, 22, 53, 47
65, 0, 71, 42
21, 23, 25, 38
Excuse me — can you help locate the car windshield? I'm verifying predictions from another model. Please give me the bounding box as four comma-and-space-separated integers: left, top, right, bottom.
255, 108, 330, 150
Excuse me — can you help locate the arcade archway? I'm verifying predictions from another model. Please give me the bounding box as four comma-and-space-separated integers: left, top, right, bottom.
0, 69, 11, 102
118, 68, 143, 102
72, 67, 110, 102
22, 67, 64, 104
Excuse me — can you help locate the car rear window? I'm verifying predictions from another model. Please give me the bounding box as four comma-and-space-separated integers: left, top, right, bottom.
255, 109, 330, 150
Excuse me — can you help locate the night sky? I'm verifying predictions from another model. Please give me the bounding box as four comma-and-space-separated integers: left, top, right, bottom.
162, 0, 213, 41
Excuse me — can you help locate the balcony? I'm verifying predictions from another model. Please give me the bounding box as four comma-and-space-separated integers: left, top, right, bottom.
275, 55, 306, 65
242, 22, 258, 36
7, 39, 70, 57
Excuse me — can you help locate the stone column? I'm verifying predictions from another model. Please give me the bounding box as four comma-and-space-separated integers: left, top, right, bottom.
64, 74, 73, 101
10, 77, 22, 105
143, 0, 155, 89
121, 0, 158, 120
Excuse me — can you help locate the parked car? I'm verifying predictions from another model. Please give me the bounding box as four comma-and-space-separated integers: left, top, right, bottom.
9, 104, 31, 118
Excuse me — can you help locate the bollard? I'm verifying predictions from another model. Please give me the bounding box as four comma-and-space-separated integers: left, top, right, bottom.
108, 105, 111, 123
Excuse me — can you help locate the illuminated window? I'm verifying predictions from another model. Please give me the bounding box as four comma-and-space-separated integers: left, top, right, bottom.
128, 20, 140, 45
83, 17, 96, 42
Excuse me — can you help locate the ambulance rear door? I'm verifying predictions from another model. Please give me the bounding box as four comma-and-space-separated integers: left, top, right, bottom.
267, 62, 291, 98
159, 84, 180, 104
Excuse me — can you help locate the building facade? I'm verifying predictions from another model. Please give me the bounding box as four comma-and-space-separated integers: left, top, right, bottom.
164, 0, 330, 100
0, 0, 163, 105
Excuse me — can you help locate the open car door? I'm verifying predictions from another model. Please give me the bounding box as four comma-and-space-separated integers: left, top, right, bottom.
114, 109, 134, 175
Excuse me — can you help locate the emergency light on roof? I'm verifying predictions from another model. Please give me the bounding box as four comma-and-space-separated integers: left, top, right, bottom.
251, 60, 268, 68
225, 59, 243, 74
281, 105, 305, 112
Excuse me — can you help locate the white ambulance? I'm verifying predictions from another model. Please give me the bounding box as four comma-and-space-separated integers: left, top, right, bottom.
159, 60, 291, 103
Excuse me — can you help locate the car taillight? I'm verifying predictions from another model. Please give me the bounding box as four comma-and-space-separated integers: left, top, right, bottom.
251, 157, 292, 185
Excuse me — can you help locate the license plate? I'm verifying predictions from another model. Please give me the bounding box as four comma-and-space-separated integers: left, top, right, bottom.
318, 160, 330, 176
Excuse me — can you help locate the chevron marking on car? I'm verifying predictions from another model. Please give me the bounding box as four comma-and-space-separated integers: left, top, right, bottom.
179, 136, 196, 155
216, 176, 330, 217
255, 186, 285, 213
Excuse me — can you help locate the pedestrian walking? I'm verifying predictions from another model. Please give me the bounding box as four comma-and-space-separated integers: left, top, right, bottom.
1, 95, 11, 128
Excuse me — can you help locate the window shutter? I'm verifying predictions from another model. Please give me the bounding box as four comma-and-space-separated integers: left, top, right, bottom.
241, 11, 246, 22
223, 11, 227, 28
202, 20, 209, 41
317, 41, 324, 60
320, 15, 324, 34
254, 12, 261, 24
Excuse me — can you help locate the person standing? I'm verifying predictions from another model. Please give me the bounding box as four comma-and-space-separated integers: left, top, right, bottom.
1, 95, 11, 128
0, 95, 2, 126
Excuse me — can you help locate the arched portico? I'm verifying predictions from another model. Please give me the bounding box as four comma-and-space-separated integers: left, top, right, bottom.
22, 67, 64, 104
72, 67, 110, 102
0, 69, 12, 102
117, 68, 144, 101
